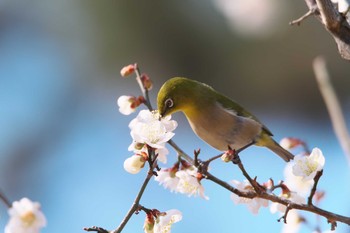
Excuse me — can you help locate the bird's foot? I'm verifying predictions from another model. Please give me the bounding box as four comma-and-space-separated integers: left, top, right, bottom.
231, 153, 241, 164
197, 160, 209, 175
224, 146, 241, 164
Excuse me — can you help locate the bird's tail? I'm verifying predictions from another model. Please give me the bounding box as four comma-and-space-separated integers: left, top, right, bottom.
256, 134, 294, 162
265, 140, 294, 162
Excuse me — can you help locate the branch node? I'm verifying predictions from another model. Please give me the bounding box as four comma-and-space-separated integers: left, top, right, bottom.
328, 219, 338, 230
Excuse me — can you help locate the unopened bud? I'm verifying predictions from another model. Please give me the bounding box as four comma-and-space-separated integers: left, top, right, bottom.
141, 74, 153, 90
196, 172, 204, 181
180, 159, 192, 169
263, 178, 274, 190
123, 154, 146, 174
280, 183, 291, 197
280, 137, 304, 150
169, 162, 180, 178
221, 149, 235, 162
134, 142, 145, 150
117, 95, 138, 115
143, 212, 155, 233
120, 64, 135, 77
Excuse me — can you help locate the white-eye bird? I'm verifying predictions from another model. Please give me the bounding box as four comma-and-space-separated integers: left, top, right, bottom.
157, 77, 294, 162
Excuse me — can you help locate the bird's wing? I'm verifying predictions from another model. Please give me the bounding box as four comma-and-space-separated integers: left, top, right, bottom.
215, 91, 274, 136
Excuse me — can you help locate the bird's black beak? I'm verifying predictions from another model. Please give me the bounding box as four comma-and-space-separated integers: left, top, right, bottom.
159, 109, 166, 119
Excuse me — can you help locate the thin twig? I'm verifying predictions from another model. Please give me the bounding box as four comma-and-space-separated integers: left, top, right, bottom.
313, 56, 350, 165
167, 139, 194, 164
278, 204, 292, 224
134, 64, 153, 110
112, 160, 156, 233
0, 190, 11, 208
84, 154, 156, 233
308, 170, 323, 205
168, 142, 350, 228
290, 8, 317, 25
205, 153, 223, 164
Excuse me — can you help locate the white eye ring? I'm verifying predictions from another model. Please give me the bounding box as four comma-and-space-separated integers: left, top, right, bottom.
165, 98, 174, 108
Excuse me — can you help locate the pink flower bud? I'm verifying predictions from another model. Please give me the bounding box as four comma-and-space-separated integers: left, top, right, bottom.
280, 183, 291, 197
143, 212, 155, 233
120, 64, 135, 77
141, 74, 153, 90
280, 137, 304, 150
221, 148, 235, 162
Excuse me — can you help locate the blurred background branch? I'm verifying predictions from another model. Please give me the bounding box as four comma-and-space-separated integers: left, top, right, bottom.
313, 56, 350, 165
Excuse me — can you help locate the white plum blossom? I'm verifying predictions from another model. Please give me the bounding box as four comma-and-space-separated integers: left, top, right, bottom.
124, 154, 146, 174
292, 148, 325, 181
175, 167, 209, 200
129, 110, 177, 149
153, 209, 182, 233
230, 180, 268, 214
117, 95, 138, 115
284, 162, 314, 197
270, 191, 305, 214
5, 197, 46, 233
281, 210, 302, 233
154, 147, 169, 164
155, 164, 208, 199
155, 168, 180, 192
127, 110, 177, 165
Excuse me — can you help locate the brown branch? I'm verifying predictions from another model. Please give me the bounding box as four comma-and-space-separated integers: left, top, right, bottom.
232, 155, 265, 194
170, 144, 350, 229
84, 153, 157, 233
278, 204, 292, 224
313, 57, 350, 165
308, 170, 323, 205
297, 0, 350, 60
112, 164, 156, 233
98, 64, 350, 232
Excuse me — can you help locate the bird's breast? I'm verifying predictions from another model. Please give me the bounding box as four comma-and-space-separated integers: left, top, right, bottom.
185, 103, 262, 151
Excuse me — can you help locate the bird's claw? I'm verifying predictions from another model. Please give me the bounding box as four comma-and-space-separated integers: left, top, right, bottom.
197, 159, 209, 175
231, 154, 241, 164
225, 146, 241, 164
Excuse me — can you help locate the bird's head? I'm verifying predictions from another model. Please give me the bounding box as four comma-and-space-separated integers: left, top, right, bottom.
157, 77, 202, 118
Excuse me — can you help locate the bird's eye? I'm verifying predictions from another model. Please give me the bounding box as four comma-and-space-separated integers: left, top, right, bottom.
165, 98, 174, 108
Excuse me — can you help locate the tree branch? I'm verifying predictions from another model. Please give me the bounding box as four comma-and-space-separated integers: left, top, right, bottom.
169, 142, 350, 228
308, 170, 323, 205
134, 63, 153, 110
84, 154, 157, 233
296, 0, 350, 60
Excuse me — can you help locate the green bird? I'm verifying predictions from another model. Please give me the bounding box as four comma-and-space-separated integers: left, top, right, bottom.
157, 77, 294, 162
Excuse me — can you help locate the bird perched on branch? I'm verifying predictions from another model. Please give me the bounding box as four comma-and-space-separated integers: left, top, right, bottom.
157, 77, 294, 162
